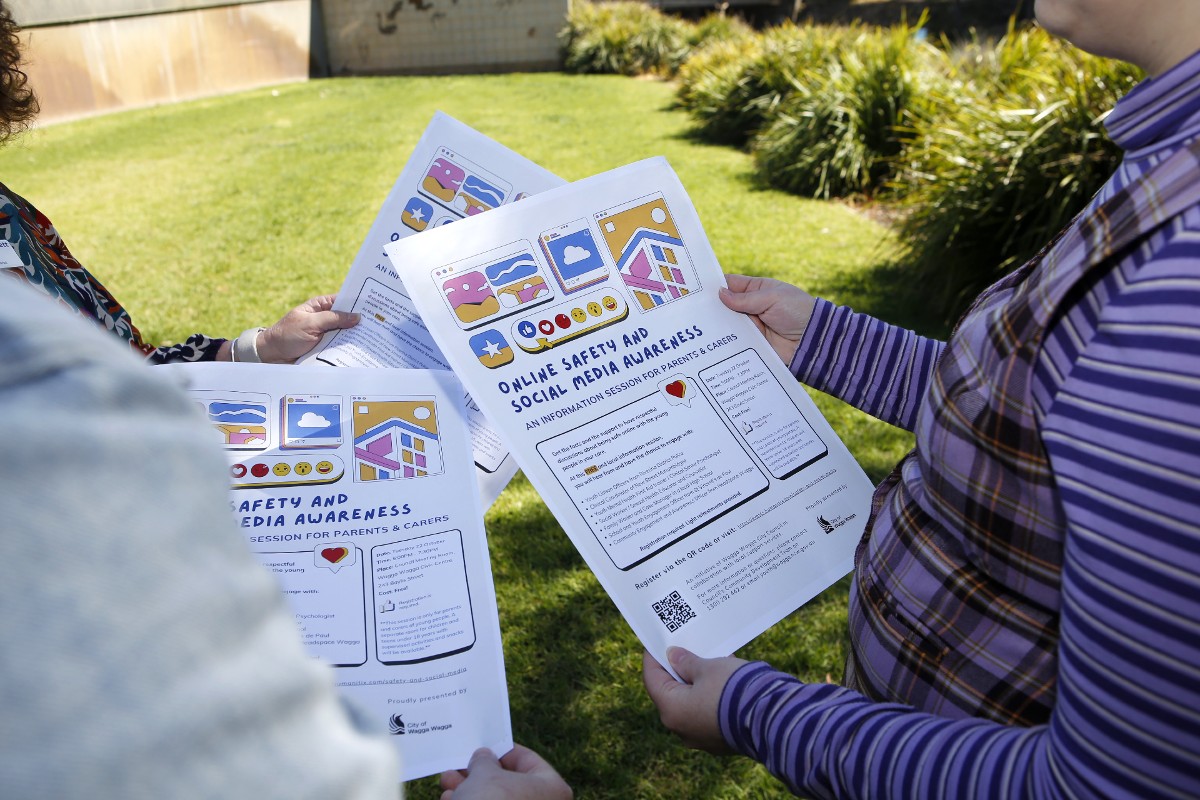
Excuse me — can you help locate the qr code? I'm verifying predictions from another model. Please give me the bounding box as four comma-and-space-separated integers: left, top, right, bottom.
652, 590, 696, 633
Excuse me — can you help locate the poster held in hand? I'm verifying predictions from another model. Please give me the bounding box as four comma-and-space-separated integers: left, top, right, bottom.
386, 157, 875, 674
169, 362, 512, 780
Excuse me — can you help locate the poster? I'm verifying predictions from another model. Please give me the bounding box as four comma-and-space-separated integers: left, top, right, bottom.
385, 157, 875, 673
301, 112, 567, 508
167, 363, 511, 780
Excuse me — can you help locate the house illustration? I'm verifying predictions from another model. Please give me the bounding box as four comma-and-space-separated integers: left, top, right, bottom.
615, 228, 694, 310
353, 416, 443, 481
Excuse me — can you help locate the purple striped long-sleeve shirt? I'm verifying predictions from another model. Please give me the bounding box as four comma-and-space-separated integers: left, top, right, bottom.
719, 50, 1200, 799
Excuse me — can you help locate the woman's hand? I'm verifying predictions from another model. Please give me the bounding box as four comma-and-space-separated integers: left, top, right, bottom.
720, 274, 816, 366
642, 648, 748, 754
439, 744, 573, 800
255, 294, 359, 364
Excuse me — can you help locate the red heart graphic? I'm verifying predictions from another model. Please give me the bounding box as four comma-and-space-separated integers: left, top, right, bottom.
665, 380, 686, 399
321, 547, 349, 564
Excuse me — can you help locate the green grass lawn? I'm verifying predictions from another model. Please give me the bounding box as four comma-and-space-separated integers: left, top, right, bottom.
1, 73, 926, 799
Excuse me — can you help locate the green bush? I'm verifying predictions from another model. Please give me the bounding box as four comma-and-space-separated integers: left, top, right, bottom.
686, 10, 755, 49
559, 0, 691, 77
892, 24, 1142, 318
751, 21, 935, 198
675, 23, 851, 146
674, 35, 765, 140
565, 6, 1143, 322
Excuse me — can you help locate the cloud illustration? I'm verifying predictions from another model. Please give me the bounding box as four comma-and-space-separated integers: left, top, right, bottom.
563, 245, 591, 265
298, 412, 332, 428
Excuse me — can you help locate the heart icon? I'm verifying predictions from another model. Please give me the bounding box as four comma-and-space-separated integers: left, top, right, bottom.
665, 380, 686, 399
321, 547, 349, 564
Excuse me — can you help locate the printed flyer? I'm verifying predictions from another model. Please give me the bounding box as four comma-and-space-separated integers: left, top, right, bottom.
385, 157, 875, 672
166, 363, 511, 780
302, 112, 566, 507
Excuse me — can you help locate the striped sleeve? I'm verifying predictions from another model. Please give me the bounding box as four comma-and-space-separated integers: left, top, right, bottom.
719, 250, 1200, 799
791, 299, 945, 431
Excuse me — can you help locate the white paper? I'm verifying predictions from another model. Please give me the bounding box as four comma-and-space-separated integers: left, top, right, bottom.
167, 363, 512, 781
301, 112, 567, 508
386, 157, 876, 673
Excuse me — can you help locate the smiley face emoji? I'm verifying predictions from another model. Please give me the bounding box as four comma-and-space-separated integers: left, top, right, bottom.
602, 295, 619, 312
571, 307, 587, 323
295, 462, 312, 476
272, 462, 291, 477
316, 460, 334, 475
587, 301, 603, 317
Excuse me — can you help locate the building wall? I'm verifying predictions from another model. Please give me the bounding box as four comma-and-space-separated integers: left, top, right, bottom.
8, 0, 283, 26
15, 0, 312, 125
319, 0, 566, 75
10, 0, 567, 125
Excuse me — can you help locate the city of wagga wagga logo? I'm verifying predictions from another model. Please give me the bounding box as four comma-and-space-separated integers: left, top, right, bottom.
817, 512, 857, 534
389, 713, 452, 736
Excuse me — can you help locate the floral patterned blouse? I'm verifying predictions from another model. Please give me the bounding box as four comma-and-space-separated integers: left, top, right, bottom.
0, 182, 225, 363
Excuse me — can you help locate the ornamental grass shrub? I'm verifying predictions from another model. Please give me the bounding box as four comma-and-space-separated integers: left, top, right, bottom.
750, 20, 936, 198
687, 10, 755, 50
674, 35, 760, 117
892, 24, 1142, 318
563, 5, 1141, 322
559, 0, 690, 76
675, 23, 852, 146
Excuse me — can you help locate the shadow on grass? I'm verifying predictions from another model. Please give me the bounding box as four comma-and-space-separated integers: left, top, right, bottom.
484, 473, 583, 572
674, 121, 757, 152
461, 470, 809, 798
501, 576, 796, 800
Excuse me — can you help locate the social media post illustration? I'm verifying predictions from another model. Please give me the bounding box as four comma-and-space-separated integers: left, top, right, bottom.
401, 193, 459, 233
190, 389, 346, 488
352, 396, 444, 483
281, 394, 344, 449
417, 147, 513, 221
595, 192, 700, 312
371, 530, 476, 665
539, 217, 612, 294
698, 349, 828, 480
434, 241, 555, 330
193, 390, 270, 451
256, 544, 369, 667
536, 382, 769, 571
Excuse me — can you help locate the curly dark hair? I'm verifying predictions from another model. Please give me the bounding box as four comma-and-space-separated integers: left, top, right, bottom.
0, 1, 38, 139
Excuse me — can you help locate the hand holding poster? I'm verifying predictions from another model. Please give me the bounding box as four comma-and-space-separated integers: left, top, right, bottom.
386, 158, 875, 673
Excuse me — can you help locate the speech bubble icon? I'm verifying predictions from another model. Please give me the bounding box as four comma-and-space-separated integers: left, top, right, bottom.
659, 375, 692, 407
315, 541, 357, 574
